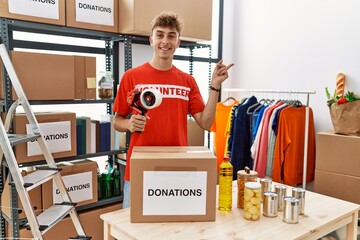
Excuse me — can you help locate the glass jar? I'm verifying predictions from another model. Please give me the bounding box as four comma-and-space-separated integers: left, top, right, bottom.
98, 71, 113, 99
244, 182, 262, 221
237, 167, 258, 208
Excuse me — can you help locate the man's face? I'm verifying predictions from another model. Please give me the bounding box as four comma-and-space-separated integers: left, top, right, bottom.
150, 26, 181, 60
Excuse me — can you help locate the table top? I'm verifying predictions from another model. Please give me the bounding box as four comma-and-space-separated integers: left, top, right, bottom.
101, 182, 360, 240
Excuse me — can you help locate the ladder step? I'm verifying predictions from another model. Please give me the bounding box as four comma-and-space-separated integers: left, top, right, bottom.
22, 169, 60, 191
8, 133, 41, 146
69, 236, 92, 240
26, 203, 76, 233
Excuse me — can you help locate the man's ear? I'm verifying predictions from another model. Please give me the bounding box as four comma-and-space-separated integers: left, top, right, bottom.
149, 36, 153, 46
176, 38, 181, 48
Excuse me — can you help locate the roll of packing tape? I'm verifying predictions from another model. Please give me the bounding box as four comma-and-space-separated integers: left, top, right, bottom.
140, 88, 163, 109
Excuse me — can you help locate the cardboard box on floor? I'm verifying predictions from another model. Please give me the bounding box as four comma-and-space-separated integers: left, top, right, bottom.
315, 132, 360, 177
314, 132, 360, 208
130, 146, 217, 223
118, 0, 212, 42
13, 112, 77, 164
0, 51, 96, 100
1, 171, 42, 220
6, 202, 121, 240
41, 159, 98, 209
66, 0, 119, 33
314, 169, 360, 206
0, 0, 65, 26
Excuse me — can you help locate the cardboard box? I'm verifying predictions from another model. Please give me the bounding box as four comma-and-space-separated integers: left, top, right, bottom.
41, 159, 98, 209
130, 146, 216, 222
314, 169, 360, 206
0, 51, 96, 100
6, 203, 122, 239
1, 171, 42, 220
187, 118, 204, 146
119, 0, 212, 42
0, 0, 65, 26
66, 0, 119, 33
74, 56, 96, 100
13, 112, 77, 164
316, 132, 360, 177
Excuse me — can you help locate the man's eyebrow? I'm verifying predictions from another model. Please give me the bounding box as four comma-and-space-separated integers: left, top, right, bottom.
155, 30, 177, 35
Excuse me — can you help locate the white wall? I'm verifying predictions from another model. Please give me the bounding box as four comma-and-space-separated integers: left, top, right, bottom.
222, 0, 360, 132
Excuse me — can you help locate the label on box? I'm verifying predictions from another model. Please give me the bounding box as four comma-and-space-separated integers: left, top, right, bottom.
143, 171, 207, 215
26, 121, 72, 157
75, 0, 114, 26
8, 0, 60, 20
52, 171, 93, 204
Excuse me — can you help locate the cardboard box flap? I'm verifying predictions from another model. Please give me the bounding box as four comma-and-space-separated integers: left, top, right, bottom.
133, 146, 212, 153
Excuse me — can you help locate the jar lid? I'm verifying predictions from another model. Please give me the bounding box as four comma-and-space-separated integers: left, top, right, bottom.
284, 197, 299, 205
237, 166, 258, 178
245, 182, 261, 189
264, 192, 278, 198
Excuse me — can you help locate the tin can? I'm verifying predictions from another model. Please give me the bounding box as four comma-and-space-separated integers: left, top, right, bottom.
292, 187, 306, 215
244, 182, 262, 221
283, 197, 299, 224
237, 167, 258, 208
260, 178, 272, 201
263, 192, 278, 217
274, 184, 287, 211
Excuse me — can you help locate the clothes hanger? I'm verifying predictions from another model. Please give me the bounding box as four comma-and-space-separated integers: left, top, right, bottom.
222, 96, 237, 106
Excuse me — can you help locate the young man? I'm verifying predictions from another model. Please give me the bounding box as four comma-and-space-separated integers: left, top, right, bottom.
113, 12, 234, 208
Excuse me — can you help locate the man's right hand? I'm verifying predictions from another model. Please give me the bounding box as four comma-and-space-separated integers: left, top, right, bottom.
129, 114, 147, 132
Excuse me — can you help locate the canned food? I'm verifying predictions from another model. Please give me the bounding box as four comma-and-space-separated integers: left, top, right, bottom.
263, 192, 278, 217
274, 184, 287, 211
260, 178, 272, 201
283, 197, 299, 224
292, 187, 306, 215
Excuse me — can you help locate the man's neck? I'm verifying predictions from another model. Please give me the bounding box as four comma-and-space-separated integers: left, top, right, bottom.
149, 57, 173, 71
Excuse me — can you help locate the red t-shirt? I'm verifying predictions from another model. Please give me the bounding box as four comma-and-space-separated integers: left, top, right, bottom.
113, 63, 205, 181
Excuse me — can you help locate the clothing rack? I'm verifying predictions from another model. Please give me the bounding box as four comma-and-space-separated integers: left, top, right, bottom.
222, 88, 316, 189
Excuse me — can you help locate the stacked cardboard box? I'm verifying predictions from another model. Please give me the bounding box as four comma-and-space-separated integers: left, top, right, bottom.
314, 132, 360, 208
13, 112, 77, 164
0, 51, 96, 101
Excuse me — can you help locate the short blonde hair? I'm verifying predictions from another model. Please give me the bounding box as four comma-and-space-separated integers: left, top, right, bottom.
151, 11, 184, 35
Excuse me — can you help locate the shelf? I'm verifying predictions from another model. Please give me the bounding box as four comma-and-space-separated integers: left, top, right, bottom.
4, 18, 122, 41
15, 149, 126, 168
76, 196, 122, 212
29, 99, 114, 105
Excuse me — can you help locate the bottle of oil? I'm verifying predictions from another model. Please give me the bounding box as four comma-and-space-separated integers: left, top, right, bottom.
218, 156, 233, 211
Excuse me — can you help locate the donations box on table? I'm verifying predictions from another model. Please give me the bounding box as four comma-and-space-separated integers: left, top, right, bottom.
130, 146, 217, 223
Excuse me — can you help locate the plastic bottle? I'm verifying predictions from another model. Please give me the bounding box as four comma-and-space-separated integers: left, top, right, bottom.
218, 156, 233, 211
112, 165, 121, 197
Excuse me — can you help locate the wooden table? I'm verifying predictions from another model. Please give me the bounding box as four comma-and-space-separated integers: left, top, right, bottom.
100, 182, 359, 240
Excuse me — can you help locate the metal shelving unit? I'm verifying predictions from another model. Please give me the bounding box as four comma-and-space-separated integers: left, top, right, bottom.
0, 18, 124, 238
0, 1, 224, 237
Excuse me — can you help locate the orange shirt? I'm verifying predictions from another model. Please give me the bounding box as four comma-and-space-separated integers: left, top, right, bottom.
272, 106, 315, 186
210, 101, 239, 170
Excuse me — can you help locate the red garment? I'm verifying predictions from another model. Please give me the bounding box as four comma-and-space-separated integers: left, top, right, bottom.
210, 101, 239, 171
113, 63, 205, 181
254, 102, 284, 177
272, 106, 315, 186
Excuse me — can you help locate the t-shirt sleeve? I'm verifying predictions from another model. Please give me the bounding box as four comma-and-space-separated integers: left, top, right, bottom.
112, 72, 133, 117
188, 76, 205, 116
